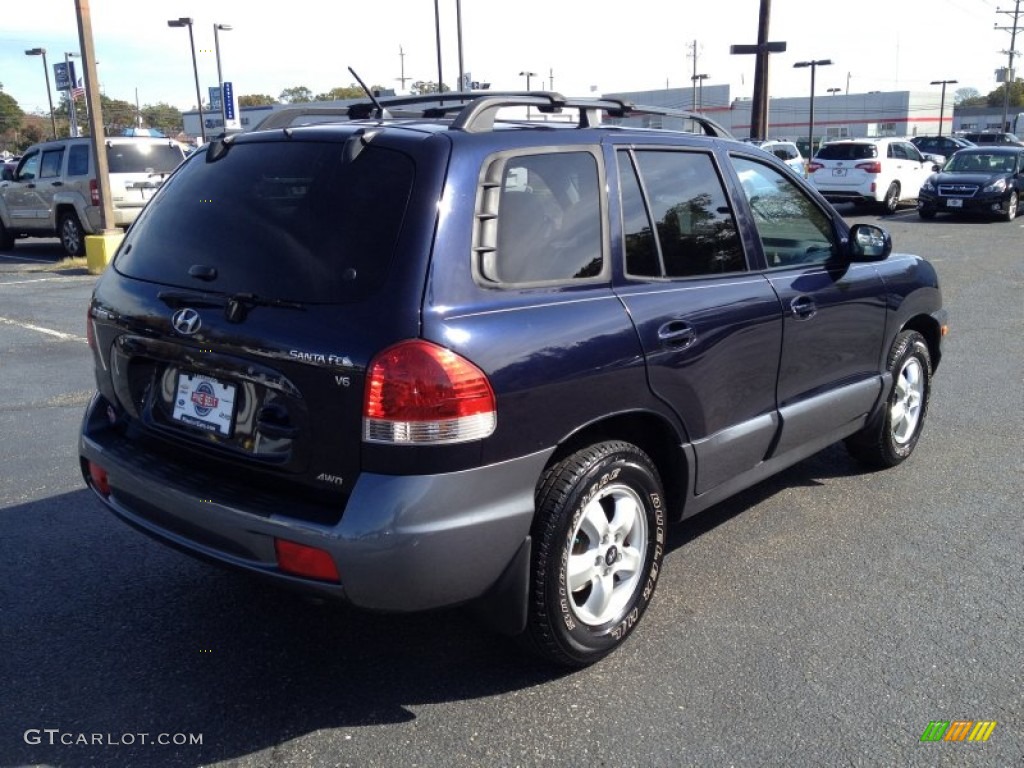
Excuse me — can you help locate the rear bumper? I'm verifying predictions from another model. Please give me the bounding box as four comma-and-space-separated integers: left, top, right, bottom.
80, 393, 548, 612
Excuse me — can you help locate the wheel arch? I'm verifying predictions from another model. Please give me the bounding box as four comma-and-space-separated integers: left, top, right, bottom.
901, 313, 943, 372
545, 410, 690, 523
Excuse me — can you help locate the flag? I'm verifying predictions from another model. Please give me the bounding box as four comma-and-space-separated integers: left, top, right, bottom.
72, 78, 86, 100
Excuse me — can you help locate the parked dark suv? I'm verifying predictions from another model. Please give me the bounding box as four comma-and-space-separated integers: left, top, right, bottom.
80, 93, 947, 666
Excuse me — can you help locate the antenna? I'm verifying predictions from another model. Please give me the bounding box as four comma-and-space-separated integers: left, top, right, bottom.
348, 66, 391, 119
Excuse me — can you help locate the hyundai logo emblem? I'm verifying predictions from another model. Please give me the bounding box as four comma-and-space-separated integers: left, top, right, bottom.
171, 308, 202, 336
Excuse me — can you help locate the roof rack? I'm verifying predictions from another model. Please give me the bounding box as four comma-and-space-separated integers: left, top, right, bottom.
251, 91, 734, 139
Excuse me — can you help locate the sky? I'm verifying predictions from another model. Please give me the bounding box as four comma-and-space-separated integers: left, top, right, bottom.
0, 0, 1016, 116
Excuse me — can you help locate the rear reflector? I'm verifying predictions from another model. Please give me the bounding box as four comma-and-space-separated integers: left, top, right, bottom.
364, 339, 496, 445
88, 461, 111, 497
274, 539, 340, 583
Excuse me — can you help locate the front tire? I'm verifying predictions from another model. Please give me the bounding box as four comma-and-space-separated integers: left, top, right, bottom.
846, 330, 932, 468
59, 211, 86, 257
524, 441, 666, 667
918, 208, 936, 220
1002, 190, 1018, 222
0, 218, 14, 251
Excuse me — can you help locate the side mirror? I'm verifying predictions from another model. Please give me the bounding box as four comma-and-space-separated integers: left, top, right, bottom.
847, 223, 891, 262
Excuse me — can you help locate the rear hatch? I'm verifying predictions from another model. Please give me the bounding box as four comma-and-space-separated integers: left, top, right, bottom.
809, 142, 879, 191
89, 131, 432, 517
106, 140, 187, 214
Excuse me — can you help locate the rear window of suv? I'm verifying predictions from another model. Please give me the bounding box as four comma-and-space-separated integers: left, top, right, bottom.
106, 142, 185, 174
115, 140, 415, 303
815, 143, 878, 160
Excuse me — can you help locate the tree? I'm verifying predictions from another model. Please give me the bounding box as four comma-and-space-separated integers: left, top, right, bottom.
953, 87, 982, 106
0, 89, 24, 135
410, 81, 450, 95
239, 93, 276, 107
279, 86, 313, 104
313, 85, 384, 101
100, 95, 138, 135
985, 81, 1024, 109
141, 103, 183, 136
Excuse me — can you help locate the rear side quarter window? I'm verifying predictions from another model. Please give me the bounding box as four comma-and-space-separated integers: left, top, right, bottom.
474, 149, 605, 286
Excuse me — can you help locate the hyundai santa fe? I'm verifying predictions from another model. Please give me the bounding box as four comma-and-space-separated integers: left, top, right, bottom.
80, 92, 947, 666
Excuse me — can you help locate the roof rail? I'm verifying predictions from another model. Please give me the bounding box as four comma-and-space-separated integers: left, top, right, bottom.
250, 91, 734, 139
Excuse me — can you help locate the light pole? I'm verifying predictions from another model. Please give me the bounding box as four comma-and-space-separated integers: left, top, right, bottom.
691, 73, 709, 112
794, 59, 832, 174
214, 23, 232, 131
167, 17, 206, 143
930, 79, 957, 137
520, 70, 537, 118
826, 87, 841, 96
25, 48, 57, 139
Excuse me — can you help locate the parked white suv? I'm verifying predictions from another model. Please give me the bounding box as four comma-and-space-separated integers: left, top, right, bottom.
750, 140, 805, 173
808, 138, 941, 214
0, 136, 187, 257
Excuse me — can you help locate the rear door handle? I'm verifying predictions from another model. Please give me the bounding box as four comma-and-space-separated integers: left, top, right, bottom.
790, 295, 817, 320
657, 320, 697, 349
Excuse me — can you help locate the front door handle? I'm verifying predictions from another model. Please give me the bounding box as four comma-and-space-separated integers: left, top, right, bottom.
790, 295, 817, 320
657, 321, 697, 349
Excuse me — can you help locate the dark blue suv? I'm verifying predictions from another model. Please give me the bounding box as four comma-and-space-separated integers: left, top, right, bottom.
80, 93, 947, 666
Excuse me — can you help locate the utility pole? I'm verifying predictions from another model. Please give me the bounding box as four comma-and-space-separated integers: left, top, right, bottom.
397, 45, 410, 90
995, 0, 1022, 132
730, 0, 786, 140
687, 40, 699, 110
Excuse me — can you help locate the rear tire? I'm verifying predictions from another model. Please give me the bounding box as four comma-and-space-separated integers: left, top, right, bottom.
59, 211, 86, 257
523, 441, 666, 667
846, 330, 932, 468
879, 182, 900, 215
0, 219, 14, 251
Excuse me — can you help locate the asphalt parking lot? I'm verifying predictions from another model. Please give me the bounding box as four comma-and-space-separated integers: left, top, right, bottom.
0, 212, 1021, 767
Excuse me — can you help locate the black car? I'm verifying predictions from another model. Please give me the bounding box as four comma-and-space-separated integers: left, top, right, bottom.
917, 146, 1024, 220
910, 135, 974, 162
80, 92, 947, 667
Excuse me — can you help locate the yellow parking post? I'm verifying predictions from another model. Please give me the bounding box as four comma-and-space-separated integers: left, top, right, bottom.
85, 231, 124, 275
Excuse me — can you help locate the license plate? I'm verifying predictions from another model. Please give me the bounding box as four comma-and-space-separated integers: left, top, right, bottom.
172, 373, 237, 436
946, 198, 963, 208
832, 168, 847, 176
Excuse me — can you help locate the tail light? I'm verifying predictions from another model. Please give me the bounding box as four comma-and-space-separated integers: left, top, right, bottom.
274, 539, 340, 583
855, 161, 883, 174
807, 161, 824, 173
87, 461, 111, 497
89, 178, 100, 206
364, 340, 496, 445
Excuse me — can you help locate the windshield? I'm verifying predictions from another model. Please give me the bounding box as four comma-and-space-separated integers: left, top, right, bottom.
945, 152, 1017, 174
114, 140, 416, 303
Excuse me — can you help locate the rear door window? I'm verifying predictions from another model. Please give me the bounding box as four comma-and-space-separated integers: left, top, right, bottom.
115, 140, 416, 303
67, 145, 90, 176
619, 149, 746, 278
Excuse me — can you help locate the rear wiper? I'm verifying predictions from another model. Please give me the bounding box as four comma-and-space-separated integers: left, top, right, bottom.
225, 292, 305, 322
158, 290, 304, 323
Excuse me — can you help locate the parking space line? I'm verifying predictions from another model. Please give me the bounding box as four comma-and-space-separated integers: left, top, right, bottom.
0, 276, 96, 286
0, 316, 87, 343
0, 254, 56, 264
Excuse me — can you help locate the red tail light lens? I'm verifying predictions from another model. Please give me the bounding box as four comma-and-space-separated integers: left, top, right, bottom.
274, 539, 340, 583
88, 461, 110, 497
855, 161, 883, 174
89, 178, 100, 206
807, 161, 824, 173
364, 340, 496, 445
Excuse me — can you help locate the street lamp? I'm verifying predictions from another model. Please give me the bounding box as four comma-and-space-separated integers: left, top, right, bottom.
167, 17, 206, 143
214, 23, 232, 131
520, 70, 537, 119
691, 73, 709, 112
930, 79, 957, 137
24, 48, 57, 139
826, 87, 841, 96
794, 59, 832, 174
